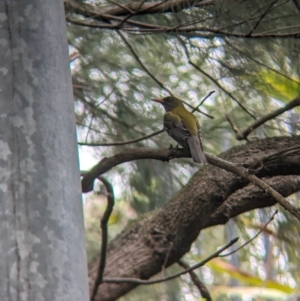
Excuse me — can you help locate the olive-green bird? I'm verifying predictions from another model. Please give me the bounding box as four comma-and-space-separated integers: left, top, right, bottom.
151, 96, 207, 164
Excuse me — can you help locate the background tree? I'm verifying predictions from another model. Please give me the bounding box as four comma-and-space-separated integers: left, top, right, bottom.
66, 0, 300, 300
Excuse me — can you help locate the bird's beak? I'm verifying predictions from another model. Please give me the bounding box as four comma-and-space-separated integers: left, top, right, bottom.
151, 98, 164, 104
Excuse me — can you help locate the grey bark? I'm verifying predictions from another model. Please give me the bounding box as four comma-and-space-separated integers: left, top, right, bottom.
0, 1, 89, 301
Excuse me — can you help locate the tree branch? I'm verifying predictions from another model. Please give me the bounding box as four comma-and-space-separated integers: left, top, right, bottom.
179, 39, 257, 119
88, 136, 300, 301
102, 238, 238, 284
78, 91, 216, 147
82, 143, 300, 216
225, 113, 244, 139
206, 175, 300, 228
78, 129, 164, 147
227, 95, 300, 140
247, 174, 300, 220
219, 210, 278, 257
293, 0, 300, 12
90, 177, 115, 301
177, 259, 212, 301
246, 0, 278, 37
103, 0, 213, 16
81, 141, 300, 222
81, 147, 190, 192
117, 31, 211, 118
65, 0, 213, 20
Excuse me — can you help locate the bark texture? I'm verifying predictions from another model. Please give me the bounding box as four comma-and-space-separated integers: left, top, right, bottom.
89, 136, 300, 301
0, 1, 89, 300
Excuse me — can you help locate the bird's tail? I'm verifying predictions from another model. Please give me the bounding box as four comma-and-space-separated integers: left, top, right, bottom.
187, 136, 208, 164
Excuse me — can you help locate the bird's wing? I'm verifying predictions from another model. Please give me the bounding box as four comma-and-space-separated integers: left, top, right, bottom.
163, 112, 191, 149
164, 112, 207, 163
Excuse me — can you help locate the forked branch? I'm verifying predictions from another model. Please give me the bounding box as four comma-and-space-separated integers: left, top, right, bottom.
227, 95, 300, 140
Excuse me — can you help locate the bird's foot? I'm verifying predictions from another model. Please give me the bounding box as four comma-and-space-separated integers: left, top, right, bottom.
169, 144, 181, 149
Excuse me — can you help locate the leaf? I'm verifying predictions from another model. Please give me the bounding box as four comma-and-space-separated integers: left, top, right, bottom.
207, 258, 295, 294
212, 286, 292, 299
255, 70, 300, 102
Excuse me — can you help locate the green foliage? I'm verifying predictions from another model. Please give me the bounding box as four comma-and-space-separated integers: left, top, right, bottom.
68, 0, 300, 299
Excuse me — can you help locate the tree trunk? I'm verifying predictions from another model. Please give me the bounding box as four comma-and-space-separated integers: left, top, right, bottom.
89, 136, 300, 301
0, 1, 89, 300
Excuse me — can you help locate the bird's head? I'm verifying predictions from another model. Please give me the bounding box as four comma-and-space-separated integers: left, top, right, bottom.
151, 96, 184, 112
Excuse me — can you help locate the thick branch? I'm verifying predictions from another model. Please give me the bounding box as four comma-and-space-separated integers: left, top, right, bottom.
81, 143, 300, 221
81, 147, 193, 192
88, 136, 300, 301
207, 175, 300, 228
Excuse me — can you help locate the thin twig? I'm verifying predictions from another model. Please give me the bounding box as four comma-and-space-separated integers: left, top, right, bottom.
73, 84, 90, 91
65, 0, 168, 29
247, 174, 300, 220
179, 39, 256, 119
66, 15, 158, 30
106, 0, 135, 14
84, 113, 95, 143
77, 92, 215, 147
117, 31, 212, 118
161, 241, 174, 277
66, 1, 300, 40
258, 145, 300, 165
102, 0, 211, 17
90, 176, 115, 301
107, 0, 148, 28
234, 95, 300, 140
225, 114, 244, 140
67, 14, 300, 38
219, 210, 278, 257
70, 51, 80, 62
218, 0, 286, 32
117, 30, 172, 94
178, 259, 212, 301
246, 0, 278, 36
78, 129, 164, 146
191, 90, 215, 113
102, 238, 238, 284
77, 122, 119, 136
226, 39, 300, 86
77, 90, 215, 146
183, 100, 214, 119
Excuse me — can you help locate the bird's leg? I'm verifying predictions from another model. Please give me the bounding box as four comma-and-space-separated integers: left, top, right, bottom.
169, 144, 180, 149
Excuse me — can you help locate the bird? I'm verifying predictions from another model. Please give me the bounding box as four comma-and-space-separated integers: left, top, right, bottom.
151, 96, 207, 164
